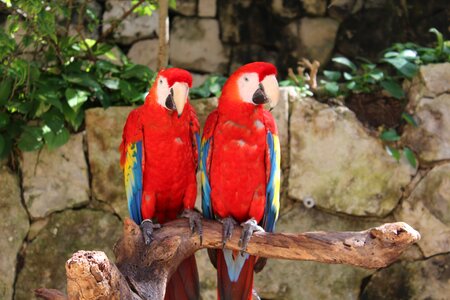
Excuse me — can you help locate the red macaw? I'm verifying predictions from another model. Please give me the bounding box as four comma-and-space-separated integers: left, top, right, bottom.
120, 68, 201, 300
201, 62, 281, 300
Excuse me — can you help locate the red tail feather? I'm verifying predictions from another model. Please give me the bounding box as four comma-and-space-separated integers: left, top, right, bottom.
217, 250, 255, 300
164, 255, 199, 300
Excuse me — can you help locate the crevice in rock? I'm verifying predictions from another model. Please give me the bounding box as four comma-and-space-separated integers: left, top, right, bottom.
358, 273, 374, 299
82, 131, 94, 203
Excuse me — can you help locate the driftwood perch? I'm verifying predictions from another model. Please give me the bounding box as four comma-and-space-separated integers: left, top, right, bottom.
36, 218, 420, 300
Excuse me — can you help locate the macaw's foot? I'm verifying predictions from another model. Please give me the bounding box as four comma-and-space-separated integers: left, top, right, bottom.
239, 218, 264, 252
220, 216, 237, 248
181, 209, 203, 244
140, 219, 161, 245
252, 289, 261, 300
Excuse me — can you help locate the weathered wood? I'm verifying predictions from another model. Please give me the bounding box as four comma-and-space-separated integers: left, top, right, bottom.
36, 218, 420, 300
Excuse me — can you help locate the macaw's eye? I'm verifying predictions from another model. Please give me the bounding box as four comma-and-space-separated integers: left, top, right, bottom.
159, 79, 163, 84
244, 77, 249, 82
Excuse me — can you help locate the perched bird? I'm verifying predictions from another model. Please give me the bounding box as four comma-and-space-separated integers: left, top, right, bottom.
201, 62, 281, 300
120, 68, 201, 300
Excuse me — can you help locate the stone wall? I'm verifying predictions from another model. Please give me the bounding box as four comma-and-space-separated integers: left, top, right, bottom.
111, 0, 449, 80
1, 63, 449, 299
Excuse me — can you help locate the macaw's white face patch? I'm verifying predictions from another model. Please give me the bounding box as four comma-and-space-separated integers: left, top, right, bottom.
156, 75, 170, 109
237, 72, 260, 104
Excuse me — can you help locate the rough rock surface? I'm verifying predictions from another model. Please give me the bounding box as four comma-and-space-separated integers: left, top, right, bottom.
271, 0, 300, 18
302, 0, 327, 16
198, 0, 216, 17
170, 17, 230, 73
272, 87, 291, 168
172, 0, 197, 16
191, 97, 218, 128
21, 133, 90, 219
361, 254, 450, 300
127, 39, 159, 70
289, 97, 414, 216
299, 17, 340, 65
402, 93, 450, 163
0, 167, 29, 300
419, 63, 450, 96
102, 0, 159, 44
14, 209, 121, 300
395, 163, 450, 257
85, 107, 133, 219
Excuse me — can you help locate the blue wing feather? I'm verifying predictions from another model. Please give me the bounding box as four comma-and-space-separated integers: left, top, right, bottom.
201, 138, 213, 220
124, 141, 143, 224
264, 131, 281, 233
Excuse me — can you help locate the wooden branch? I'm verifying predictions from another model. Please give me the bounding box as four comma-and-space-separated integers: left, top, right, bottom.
157, 0, 169, 70
36, 219, 420, 300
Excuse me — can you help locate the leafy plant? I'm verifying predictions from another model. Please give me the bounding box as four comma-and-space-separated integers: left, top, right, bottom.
190, 75, 227, 99
381, 128, 417, 168
0, 0, 158, 158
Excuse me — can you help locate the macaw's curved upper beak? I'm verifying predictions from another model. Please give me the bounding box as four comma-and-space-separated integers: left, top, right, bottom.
171, 82, 189, 117
261, 74, 280, 109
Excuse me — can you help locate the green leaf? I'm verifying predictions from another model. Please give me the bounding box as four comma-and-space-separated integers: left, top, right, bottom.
343, 72, 353, 80
369, 69, 384, 81
381, 80, 405, 99
63, 73, 102, 92
429, 28, 444, 56
65, 88, 89, 113
403, 147, 417, 168
380, 129, 400, 141
386, 146, 401, 162
18, 126, 44, 151
0, 112, 10, 129
103, 78, 120, 90
42, 110, 65, 132
324, 82, 339, 96
37, 11, 56, 42
119, 80, 143, 102
323, 70, 341, 81
0, 78, 13, 105
346, 81, 356, 90
43, 126, 70, 150
332, 57, 357, 71
122, 64, 153, 81
402, 112, 418, 127
382, 57, 419, 78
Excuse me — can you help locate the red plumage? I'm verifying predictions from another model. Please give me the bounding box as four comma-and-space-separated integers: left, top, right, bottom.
120, 68, 200, 300
202, 62, 279, 300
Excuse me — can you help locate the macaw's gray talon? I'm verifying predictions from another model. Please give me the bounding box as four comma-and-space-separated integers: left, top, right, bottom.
181, 209, 203, 244
239, 218, 264, 252
140, 219, 160, 245
221, 217, 237, 248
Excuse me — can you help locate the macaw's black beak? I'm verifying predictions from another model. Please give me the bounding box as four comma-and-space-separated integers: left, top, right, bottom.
252, 84, 269, 105
165, 88, 175, 110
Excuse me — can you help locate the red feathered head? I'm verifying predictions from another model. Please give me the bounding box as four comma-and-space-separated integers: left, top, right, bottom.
219, 62, 279, 112
146, 68, 193, 116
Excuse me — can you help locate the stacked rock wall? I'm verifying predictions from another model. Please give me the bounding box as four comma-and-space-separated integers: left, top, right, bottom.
1, 63, 449, 299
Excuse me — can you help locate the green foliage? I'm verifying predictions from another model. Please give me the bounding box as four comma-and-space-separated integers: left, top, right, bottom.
190, 75, 227, 99
279, 74, 314, 98
0, 0, 155, 158
382, 129, 418, 168
319, 28, 448, 99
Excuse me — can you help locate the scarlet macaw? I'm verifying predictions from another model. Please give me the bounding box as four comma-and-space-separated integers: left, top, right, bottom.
201, 62, 281, 300
120, 68, 201, 300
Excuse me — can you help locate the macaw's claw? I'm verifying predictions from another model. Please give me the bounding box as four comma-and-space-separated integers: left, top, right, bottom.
181, 209, 203, 244
220, 217, 237, 248
239, 218, 264, 252
140, 219, 161, 245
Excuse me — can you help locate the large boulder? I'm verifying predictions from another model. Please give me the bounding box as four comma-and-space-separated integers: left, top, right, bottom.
289, 97, 415, 216
256, 204, 390, 298
127, 39, 159, 71
395, 163, 450, 257
0, 167, 29, 300
85, 107, 133, 219
302, 0, 327, 16
285, 17, 340, 65
361, 254, 450, 299
21, 133, 90, 219
102, 0, 159, 44
198, 0, 216, 17
171, 0, 197, 16
169, 17, 230, 73
14, 209, 121, 300
402, 64, 450, 162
